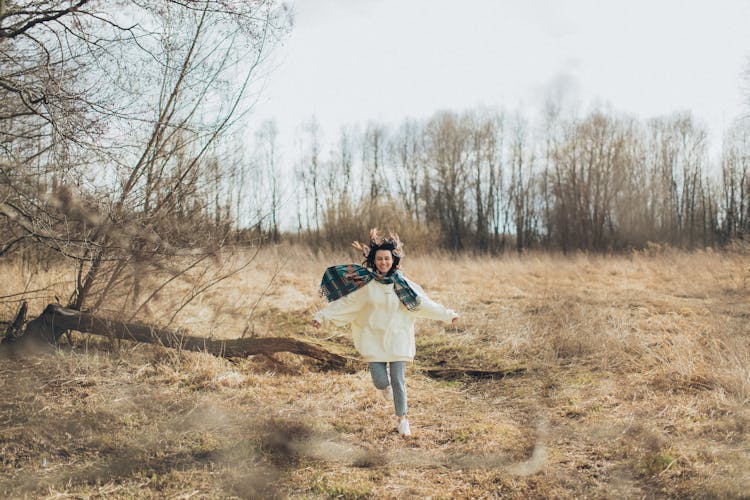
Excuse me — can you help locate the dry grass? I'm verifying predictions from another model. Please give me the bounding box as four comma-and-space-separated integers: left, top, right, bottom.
1, 246, 749, 498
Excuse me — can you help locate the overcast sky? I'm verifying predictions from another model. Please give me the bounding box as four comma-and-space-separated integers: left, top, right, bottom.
251, 0, 750, 155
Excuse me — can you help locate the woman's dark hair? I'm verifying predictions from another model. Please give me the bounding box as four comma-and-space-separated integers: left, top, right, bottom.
352, 228, 403, 275
365, 242, 401, 275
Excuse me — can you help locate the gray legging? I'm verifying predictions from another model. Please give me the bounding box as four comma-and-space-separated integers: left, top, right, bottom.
368, 361, 407, 417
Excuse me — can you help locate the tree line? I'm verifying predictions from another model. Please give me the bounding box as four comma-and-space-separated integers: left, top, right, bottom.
251, 106, 750, 254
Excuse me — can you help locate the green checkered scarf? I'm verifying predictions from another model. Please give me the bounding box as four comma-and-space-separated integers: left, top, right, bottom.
319, 264, 420, 310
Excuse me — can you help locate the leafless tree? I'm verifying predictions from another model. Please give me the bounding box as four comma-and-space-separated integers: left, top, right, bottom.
253, 119, 281, 243
390, 119, 425, 224
362, 121, 387, 203
465, 109, 502, 252
424, 112, 471, 250
319, 125, 359, 245
507, 113, 538, 253
292, 115, 323, 241
643, 113, 710, 248
720, 119, 750, 241
1, 0, 289, 320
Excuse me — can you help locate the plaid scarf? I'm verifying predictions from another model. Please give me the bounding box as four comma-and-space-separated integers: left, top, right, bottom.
319, 264, 420, 310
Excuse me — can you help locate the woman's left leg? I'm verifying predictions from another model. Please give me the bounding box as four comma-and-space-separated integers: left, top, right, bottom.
388, 361, 408, 417
368, 362, 389, 390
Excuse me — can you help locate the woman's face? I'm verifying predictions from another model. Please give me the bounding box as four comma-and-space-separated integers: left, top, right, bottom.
374, 249, 394, 275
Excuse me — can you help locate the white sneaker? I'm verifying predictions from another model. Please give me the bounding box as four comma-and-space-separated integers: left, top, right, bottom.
381, 385, 393, 401
397, 418, 411, 437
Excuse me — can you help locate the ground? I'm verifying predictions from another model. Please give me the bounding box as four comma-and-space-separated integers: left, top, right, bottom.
1, 247, 748, 498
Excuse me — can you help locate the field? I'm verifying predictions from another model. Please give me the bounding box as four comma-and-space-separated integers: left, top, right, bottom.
1, 247, 749, 498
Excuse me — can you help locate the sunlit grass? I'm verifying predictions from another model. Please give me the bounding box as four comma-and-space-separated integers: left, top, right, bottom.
1, 246, 749, 497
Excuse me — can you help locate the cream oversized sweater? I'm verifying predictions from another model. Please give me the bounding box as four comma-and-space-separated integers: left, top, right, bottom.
313, 277, 458, 362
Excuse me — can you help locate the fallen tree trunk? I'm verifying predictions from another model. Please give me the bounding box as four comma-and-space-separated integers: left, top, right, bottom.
8, 304, 353, 372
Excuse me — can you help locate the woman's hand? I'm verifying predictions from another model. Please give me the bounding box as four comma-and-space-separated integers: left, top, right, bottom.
312, 319, 321, 328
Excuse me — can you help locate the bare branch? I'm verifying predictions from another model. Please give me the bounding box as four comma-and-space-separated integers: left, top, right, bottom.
0, 1, 92, 39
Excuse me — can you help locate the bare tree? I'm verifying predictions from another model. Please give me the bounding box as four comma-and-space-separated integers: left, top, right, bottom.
362, 122, 387, 203
507, 113, 538, 253
465, 109, 502, 252
720, 119, 750, 241
425, 112, 470, 251
320, 125, 357, 245
643, 113, 710, 248
292, 115, 323, 241
546, 112, 630, 251
1, 1, 289, 320
390, 119, 425, 223
254, 119, 281, 242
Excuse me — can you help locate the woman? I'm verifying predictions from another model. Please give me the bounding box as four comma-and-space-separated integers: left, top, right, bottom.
312, 229, 459, 437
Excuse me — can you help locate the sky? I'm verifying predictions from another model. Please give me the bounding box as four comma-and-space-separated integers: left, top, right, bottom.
250, 0, 750, 157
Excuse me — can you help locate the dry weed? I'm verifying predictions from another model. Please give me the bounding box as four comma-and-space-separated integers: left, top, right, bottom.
1, 247, 749, 497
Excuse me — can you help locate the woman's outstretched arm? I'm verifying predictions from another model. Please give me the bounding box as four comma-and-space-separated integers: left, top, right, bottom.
413, 295, 459, 322
312, 286, 367, 328
405, 278, 459, 323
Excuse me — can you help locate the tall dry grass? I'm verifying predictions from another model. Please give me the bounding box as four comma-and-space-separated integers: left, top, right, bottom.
1, 246, 749, 497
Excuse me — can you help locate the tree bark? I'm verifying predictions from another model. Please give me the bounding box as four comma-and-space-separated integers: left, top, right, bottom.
8, 304, 353, 372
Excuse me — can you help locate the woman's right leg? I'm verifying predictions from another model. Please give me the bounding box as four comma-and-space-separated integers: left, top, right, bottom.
368, 362, 389, 390
388, 361, 408, 417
